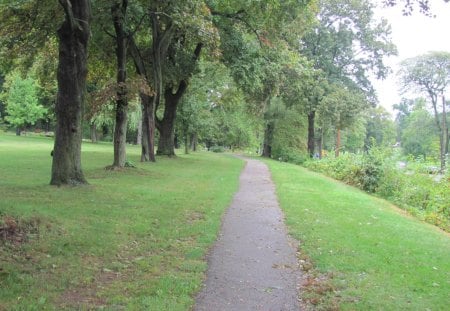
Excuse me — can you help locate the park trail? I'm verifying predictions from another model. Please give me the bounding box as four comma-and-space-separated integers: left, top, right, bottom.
194, 158, 302, 311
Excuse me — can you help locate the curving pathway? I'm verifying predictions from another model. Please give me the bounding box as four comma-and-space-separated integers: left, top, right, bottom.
194, 158, 302, 311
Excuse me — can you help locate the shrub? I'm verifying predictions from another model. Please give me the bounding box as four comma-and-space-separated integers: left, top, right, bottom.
304, 148, 449, 231
210, 146, 225, 153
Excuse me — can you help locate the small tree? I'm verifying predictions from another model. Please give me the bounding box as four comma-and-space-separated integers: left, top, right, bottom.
5, 74, 47, 135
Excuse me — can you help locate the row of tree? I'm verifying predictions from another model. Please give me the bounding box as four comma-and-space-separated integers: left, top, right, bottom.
0, 0, 447, 185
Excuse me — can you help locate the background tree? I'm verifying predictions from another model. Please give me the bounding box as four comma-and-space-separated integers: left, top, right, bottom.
301, 0, 397, 156
398, 51, 450, 171
318, 83, 368, 156
401, 101, 437, 159
3, 74, 47, 135
364, 106, 396, 149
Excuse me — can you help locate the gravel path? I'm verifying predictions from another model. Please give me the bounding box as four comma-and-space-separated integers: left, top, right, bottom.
194, 158, 302, 311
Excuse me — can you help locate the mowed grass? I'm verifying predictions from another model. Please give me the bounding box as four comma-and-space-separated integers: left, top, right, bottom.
0, 133, 244, 310
265, 159, 450, 310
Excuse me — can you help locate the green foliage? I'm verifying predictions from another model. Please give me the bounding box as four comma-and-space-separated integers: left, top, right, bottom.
3, 73, 47, 130
364, 106, 396, 149
210, 145, 225, 153
305, 148, 450, 231
302, 0, 397, 96
271, 106, 308, 164
401, 106, 438, 159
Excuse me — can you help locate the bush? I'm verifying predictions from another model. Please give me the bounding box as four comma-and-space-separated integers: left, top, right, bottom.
304, 148, 449, 231
210, 146, 225, 153
272, 148, 308, 165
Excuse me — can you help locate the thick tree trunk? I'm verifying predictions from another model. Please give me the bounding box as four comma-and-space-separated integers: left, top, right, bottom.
156, 87, 179, 156
262, 121, 274, 158
156, 43, 203, 156
111, 1, 129, 168
307, 111, 316, 158
335, 128, 341, 158
51, 0, 90, 186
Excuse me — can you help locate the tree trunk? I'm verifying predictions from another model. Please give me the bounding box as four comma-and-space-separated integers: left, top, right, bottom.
156, 87, 179, 156
51, 0, 90, 186
156, 43, 203, 156
262, 121, 274, 158
307, 111, 316, 158
111, 1, 129, 168
335, 128, 341, 158
184, 129, 190, 154
318, 127, 323, 159
441, 95, 447, 171
136, 117, 142, 145
128, 35, 156, 162
190, 133, 198, 151
140, 93, 156, 162
90, 123, 97, 143
431, 95, 445, 172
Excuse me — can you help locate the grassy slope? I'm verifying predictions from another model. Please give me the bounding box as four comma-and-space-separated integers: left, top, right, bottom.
0, 133, 244, 310
265, 159, 450, 310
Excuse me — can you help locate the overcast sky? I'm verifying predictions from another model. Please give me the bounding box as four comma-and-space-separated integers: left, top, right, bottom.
372, 1, 450, 114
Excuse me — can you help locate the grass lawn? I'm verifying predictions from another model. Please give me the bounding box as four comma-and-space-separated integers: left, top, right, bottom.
265, 159, 450, 310
0, 133, 244, 310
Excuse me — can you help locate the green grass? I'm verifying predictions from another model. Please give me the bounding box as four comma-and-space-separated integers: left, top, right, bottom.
0, 133, 244, 310
265, 159, 450, 310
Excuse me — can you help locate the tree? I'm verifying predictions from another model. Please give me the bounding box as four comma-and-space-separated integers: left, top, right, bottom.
382, 0, 450, 16
393, 98, 415, 143
301, 0, 397, 156
398, 51, 450, 171
318, 83, 368, 156
4, 74, 47, 135
402, 103, 437, 159
110, 0, 129, 168
364, 106, 396, 149
51, 0, 91, 186
209, 0, 316, 158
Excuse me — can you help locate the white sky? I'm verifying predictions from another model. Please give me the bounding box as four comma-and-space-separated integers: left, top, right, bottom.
372, 1, 450, 115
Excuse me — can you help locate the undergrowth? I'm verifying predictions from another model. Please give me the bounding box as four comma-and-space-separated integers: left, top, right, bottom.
304, 148, 449, 231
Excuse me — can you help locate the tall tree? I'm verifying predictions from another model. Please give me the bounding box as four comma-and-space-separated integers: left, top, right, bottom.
51, 0, 91, 186
301, 0, 397, 156
110, 0, 129, 168
398, 51, 450, 171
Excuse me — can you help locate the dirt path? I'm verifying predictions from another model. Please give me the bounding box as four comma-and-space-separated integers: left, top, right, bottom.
194, 158, 302, 311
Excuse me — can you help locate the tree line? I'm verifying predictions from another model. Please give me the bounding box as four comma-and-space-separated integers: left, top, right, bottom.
0, 0, 448, 185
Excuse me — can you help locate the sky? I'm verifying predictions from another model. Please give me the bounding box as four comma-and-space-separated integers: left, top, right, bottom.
372, 1, 450, 115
